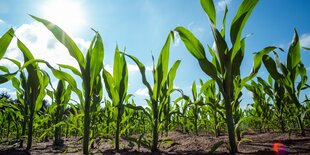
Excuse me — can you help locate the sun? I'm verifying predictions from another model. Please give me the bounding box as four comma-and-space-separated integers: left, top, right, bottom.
39, 0, 86, 35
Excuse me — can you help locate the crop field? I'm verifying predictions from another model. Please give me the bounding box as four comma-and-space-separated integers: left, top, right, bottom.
0, 0, 309, 154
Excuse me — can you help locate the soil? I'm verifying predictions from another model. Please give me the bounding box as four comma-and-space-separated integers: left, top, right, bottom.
0, 130, 309, 155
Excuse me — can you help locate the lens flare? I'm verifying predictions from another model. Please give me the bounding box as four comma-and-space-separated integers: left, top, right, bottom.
272, 142, 288, 155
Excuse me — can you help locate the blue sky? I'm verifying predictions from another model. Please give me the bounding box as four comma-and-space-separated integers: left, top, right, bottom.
0, 0, 310, 108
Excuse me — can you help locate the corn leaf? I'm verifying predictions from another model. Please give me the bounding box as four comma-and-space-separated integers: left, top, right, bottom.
58, 64, 82, 77
262, 55, 283, 80
0, 28, 14, 59
124, 53, 153, 97
287, 29, 300, 70
175, 27, 206, 60
89, 32, 104, 92
167, 60, 181, 92
31, 15, 85, 69
230, 0, 258, 45
200, 0, 216, 26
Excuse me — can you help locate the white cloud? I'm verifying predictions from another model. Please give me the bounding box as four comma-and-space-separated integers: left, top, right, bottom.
173, 31, 181, 47
104, 63, 151, 74
0, 19, 4, 24
174, 85, 180, 89
0, 87, 16, 99
0, 87, 10, 92
2, 22, 90, 70
186, 22, 205, 36
128, 64, 139, 72
300, 34, 310, 48
247, 91, 253, 98
216, 0, 231, 11
104, 64, 113, 74
135, 87, 149, 97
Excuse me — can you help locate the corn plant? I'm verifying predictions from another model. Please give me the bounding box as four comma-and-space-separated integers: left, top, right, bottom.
125, 32, 181, 152
174, 0, 279, 152
11, 73, 27, 147
201, 80, 224, 137
261, 30, 308, 136
51, 80, 72, 146
102, 47, 128, 150
178, 98, 191, 133
183, 81, 204, 135
15, 39, 49, 149
0, 94, 22, 142
101, 99, 114, 136
245, 80, 273, 132
257, 76, 289, 132
65, 103, 83, 138
32, 15, 104, 154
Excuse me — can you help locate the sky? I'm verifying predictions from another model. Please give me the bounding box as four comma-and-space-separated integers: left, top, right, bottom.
0, 0, 310, 109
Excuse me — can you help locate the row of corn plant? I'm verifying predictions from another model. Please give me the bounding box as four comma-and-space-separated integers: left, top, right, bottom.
0, 0, 309, 153
260, 30, 309, 136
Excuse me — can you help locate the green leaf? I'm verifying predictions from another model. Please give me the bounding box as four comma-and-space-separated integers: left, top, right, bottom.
287, 29, 300, 70
89, 32, 104, 93
102, 67, 119, 104
58, 64, 82, 77
124, 53, 153, 97
192, 81, 197, 101
231, 38, 245, 76
208, 141, 225, 154
113, 46, 122, 86
17, 39, 35, 61
0, 28, 14, 60
50, 67, 83, 103
230, 0, 258, 45
11, 77, 23, 93
302, 47, 310, 50
243, 46, 277, 82
3, 57, 21, 69
154, 33, 171, 99
167, 60, 181, 92
200, 0, 216, 26
118, 52, 128, 101
220, 5, 228, 37
175, 26, 206, 60
262, 55, 283, 80
31, 15, 85, 69
0, 72, 16, 84
0, 66, 9, 73
198, 58, 219, 83
211, 26, 228, 72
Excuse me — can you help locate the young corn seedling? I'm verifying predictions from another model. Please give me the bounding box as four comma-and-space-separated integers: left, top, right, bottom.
125, 32, 181, 152
201, 79, 224, 137
52, 80, 72, 146
183, 81, 204, 135
102, 47, 128, 150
